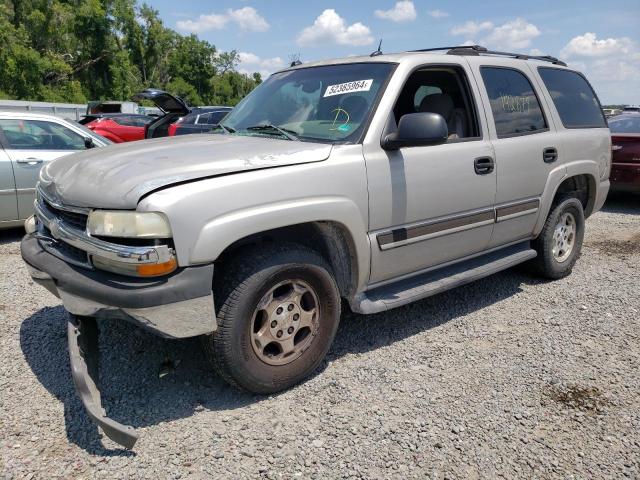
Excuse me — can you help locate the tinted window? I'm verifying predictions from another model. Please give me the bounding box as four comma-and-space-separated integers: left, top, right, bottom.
538, 68, 606, 128
209, 111, 228, 124
0, 119, 86, 150
481, 67, 547, 137
195, 113, 212, 125
608, 115, 640, 133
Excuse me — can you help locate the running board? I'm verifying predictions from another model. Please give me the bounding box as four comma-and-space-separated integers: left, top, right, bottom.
352, 242, 536, 314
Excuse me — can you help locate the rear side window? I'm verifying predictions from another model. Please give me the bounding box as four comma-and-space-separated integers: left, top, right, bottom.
538, 68, 606, 128
480, 67, 547, 137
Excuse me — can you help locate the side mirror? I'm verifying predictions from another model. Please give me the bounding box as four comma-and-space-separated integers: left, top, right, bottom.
84, 137, 95, 149
382, 112, 448, 150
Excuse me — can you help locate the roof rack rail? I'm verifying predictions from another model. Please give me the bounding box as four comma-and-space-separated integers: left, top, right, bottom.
408, 45, 567, 67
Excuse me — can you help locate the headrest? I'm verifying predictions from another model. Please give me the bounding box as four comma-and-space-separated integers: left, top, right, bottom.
418, 93, 454, 121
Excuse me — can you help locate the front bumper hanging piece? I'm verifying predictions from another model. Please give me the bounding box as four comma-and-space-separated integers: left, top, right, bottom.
67, 315, 139, 449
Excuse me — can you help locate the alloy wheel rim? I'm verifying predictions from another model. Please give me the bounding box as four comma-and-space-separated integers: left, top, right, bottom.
552, 212, 576, 263
250, 280, 319, 366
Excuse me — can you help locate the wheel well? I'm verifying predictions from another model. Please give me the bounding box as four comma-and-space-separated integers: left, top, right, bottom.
214, 222, 358, 298
553, 174, 596, 217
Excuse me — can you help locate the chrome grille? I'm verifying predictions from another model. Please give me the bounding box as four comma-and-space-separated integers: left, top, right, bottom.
43, 199, 88, 231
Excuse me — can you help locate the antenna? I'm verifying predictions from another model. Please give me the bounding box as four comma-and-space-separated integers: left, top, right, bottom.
289, 53, 302, 67
370, 39, 383, 57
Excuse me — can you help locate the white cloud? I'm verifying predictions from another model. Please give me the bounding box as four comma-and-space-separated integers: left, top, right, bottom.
226, 7, 269, 32
451, 18, 540, 50
560, 33, 640, 104
177, 13, 226, 33
560, 32, 636, 58
297, 9, 374, 47
483, 18, 540, 49
176, 7, 269, 33
450, 21, 493, 37
237, 52, 286, 78
428, 9, 449, 18
374, 1, 417, 23
529, 48, 544, 56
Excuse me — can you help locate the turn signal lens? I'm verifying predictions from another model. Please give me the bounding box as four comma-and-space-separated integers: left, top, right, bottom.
135, 258, 178, 277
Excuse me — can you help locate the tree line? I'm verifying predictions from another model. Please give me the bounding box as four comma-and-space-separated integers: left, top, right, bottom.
0, 0, 262, 106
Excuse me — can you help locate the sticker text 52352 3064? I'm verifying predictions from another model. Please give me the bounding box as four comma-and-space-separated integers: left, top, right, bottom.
324, 79, 373, 97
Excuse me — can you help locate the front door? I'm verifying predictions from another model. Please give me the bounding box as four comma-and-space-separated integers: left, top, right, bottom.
364, 63, 497, 284
0, 146, 18, 222
0, 118, 88, 219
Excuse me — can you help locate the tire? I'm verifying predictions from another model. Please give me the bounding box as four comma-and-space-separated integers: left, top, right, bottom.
204, 243, 341, 394
527, 196, 585, 279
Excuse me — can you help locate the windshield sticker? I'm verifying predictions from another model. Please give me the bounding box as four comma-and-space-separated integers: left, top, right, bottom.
324, 79, 373, 97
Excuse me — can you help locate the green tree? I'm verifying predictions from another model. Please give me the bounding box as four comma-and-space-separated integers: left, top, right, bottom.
0, 0, 262, 104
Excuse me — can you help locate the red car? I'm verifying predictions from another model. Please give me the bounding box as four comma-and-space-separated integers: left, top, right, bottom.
85, 114, 154, 143
609, 113, 640, 192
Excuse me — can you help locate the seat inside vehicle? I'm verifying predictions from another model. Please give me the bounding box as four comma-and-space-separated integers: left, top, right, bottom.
392, 67, 480, 140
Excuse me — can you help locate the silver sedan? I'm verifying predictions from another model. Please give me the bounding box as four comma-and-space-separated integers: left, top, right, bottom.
0, 112, 111, 229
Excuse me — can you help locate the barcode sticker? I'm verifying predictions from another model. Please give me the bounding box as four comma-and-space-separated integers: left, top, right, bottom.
324, 79, 373, 97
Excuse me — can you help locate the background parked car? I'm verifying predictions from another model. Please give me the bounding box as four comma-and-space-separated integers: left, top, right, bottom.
0, 112, 110, 228
131, 89, 190, 139
609, 113, 640, 193
169, 107, 232, 136
84, 114, 155, 143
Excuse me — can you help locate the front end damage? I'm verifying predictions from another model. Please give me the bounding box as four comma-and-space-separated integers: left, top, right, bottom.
68, 315, 138, 449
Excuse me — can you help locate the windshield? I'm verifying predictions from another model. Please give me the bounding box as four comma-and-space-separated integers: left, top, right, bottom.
221, 63, 396, 143
609, 115, 640, 133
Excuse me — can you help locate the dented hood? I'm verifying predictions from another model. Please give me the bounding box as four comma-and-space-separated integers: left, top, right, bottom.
40, 134, 332, 209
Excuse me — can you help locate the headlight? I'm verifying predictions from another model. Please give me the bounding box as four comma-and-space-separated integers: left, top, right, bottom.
87, 211, 172, 238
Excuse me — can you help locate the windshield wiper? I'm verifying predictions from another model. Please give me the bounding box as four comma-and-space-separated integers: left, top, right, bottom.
245, 124, 298, 141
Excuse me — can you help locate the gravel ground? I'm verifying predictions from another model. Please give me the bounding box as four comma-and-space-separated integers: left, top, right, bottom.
1, 193, 639, 479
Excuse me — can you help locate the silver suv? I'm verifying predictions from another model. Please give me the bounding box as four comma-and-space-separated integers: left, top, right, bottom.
21, 45, 611, 448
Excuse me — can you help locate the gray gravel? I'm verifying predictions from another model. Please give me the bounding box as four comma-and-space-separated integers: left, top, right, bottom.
1, 193, 639, 479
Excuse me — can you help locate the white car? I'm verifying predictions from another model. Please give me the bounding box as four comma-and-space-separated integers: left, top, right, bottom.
0, 111, 111, 229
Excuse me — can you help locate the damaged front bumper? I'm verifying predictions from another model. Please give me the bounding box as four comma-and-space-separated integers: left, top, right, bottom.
21, 233, 217, 448
68, 315, 139, 448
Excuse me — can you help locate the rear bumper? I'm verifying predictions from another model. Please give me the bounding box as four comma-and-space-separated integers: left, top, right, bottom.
610, 163, 640, 192
21, 233, 216, 339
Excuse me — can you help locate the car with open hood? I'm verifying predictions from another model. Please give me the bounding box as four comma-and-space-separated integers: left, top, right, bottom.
21, 45, 610, 448
131, 88, 191, 139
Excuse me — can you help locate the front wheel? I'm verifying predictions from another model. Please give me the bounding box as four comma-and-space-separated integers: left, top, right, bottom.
204, 244, 341, 394
527, 196, 585, 279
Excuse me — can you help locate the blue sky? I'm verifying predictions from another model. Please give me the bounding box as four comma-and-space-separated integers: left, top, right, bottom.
147, 0, 640, 104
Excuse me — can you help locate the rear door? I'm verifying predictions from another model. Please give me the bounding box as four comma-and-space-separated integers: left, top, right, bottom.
467, 58, 561, 247
0, 118, 88, 219
0, 137, 18, 222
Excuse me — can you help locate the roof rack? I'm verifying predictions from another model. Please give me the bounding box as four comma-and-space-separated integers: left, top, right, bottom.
408, 45, 567, 67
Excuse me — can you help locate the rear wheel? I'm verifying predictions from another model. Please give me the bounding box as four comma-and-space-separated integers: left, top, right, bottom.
204, 244, 341, 394
527, 196, 585, 279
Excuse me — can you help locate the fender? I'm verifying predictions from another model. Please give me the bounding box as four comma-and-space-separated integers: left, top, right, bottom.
191, 196, 371, 291
533, 160, 599, 237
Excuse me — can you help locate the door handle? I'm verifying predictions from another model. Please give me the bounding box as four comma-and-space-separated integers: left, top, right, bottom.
543, 147, 558, 163
16, 158, 44, 165
474, 156, 495, 175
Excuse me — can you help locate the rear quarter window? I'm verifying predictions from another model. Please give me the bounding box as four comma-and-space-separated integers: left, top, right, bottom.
538, 68, 606, 128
